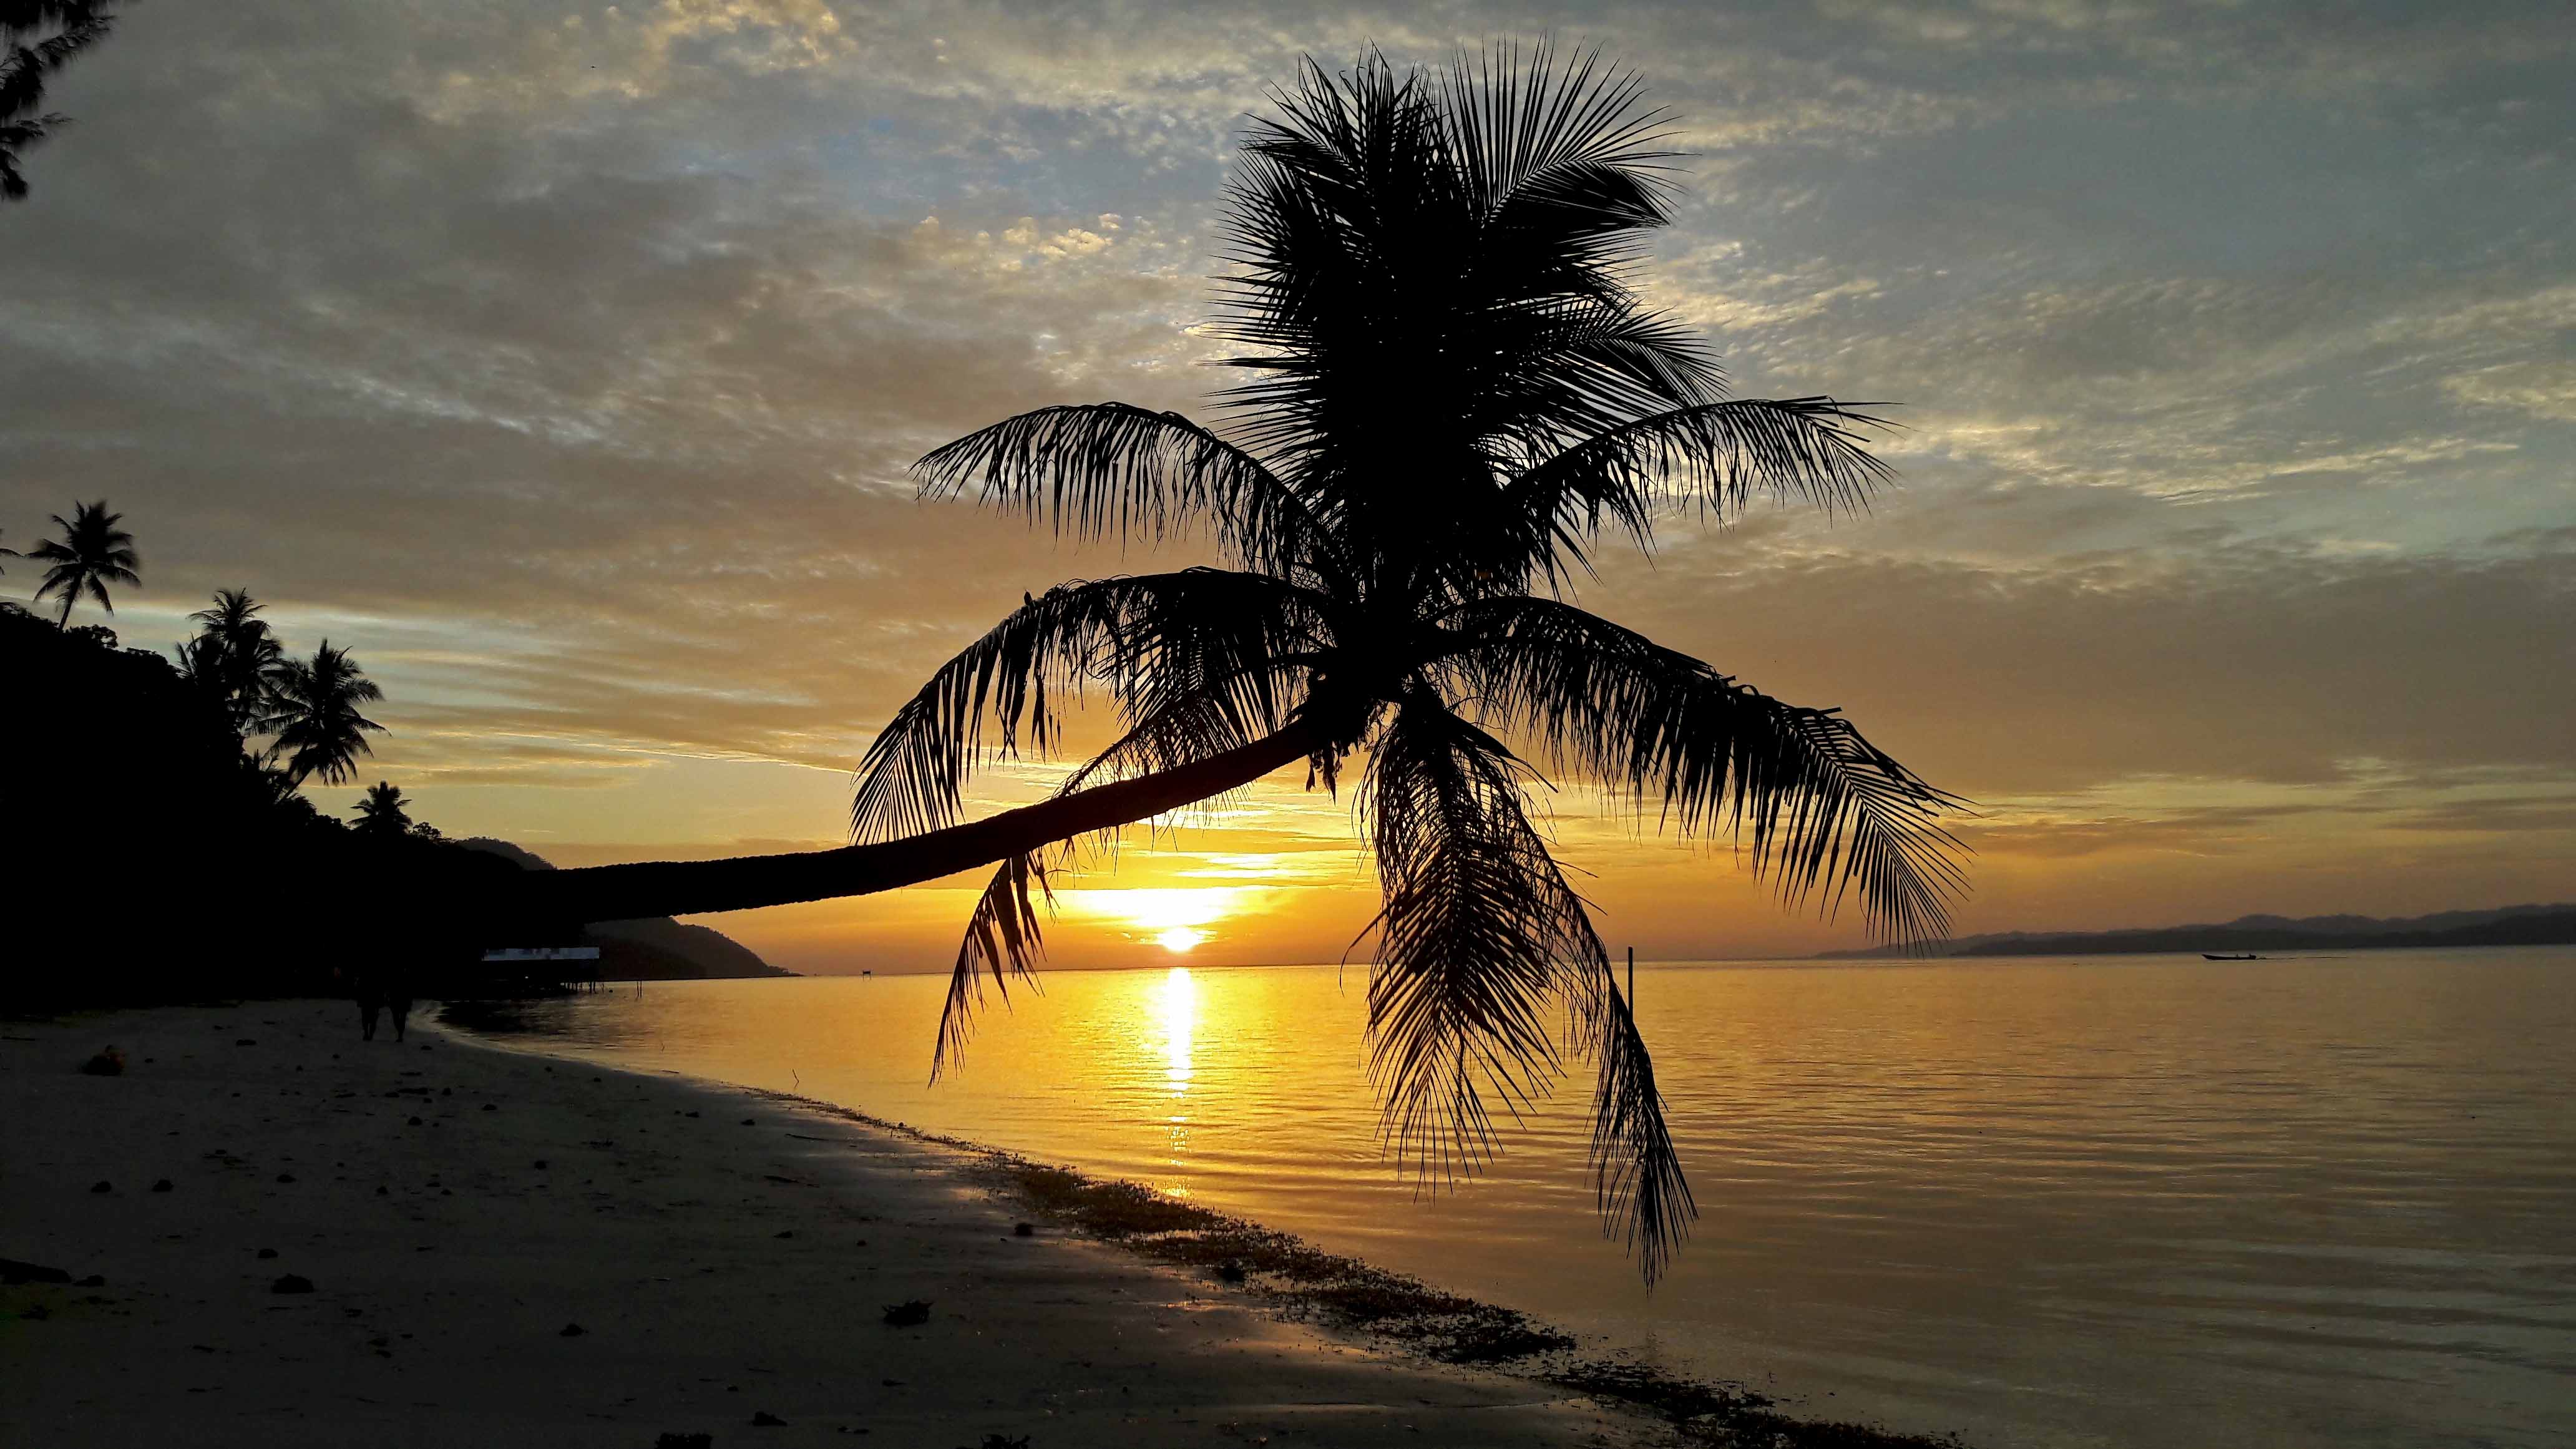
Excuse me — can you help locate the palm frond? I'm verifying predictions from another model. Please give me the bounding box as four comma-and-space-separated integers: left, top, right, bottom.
1357, 693, 1695, 1276
1508, 398, 1898, 573
1443, 597, 1969, 947
915, 403, 1339, 585
1355, 696, 1592, 1178
1575, 965, 1695, 1284
932, 849, 1054, 1081
849, 568, 1326, 844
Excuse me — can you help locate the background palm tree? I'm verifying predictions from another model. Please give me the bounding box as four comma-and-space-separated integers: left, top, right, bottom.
28, 499, 139, 627
539, 49, 1966, 1281
260, 640, 385, 787
185, 588, 286, 733
1, 525, 19, 572
351, 780, 413, 836
1, 2, 122, 201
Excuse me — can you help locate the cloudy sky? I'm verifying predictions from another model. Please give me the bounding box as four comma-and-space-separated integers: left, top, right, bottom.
6, 0, 2571, 970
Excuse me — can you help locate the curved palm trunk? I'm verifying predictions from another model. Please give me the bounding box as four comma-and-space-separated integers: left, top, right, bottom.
525, 720, 1325, 925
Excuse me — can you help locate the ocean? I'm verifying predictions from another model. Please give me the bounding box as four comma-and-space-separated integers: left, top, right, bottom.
452, 948, 2576, 1448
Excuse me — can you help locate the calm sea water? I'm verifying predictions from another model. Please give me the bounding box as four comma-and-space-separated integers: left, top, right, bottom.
454, 949, 2576, 1448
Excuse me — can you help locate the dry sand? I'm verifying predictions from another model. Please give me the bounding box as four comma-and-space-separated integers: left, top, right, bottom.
2, 999, 1667, 1448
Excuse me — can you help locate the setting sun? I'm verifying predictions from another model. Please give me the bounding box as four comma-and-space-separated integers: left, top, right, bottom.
1065, 886, 1259, 956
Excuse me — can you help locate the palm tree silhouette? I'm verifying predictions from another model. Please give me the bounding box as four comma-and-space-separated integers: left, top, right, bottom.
28, 499, 139, 627
351, 781, 414, 836
260, 641, 386, 787
187, 588, 287, 733
540, 51, 1966, 1279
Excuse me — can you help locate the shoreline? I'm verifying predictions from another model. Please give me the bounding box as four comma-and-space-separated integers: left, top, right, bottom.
4, 998, 1958, 1448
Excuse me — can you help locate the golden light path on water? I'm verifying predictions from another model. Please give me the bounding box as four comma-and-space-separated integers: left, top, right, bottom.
1156, 966, 1195, 1174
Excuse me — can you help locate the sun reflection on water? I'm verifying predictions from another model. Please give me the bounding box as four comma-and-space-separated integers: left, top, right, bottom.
1158, 965, 1195, 1093
1156, 966, 1196, 1168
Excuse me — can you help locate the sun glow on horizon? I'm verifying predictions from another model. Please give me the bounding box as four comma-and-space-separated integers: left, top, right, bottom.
1068, 886, 1256, 955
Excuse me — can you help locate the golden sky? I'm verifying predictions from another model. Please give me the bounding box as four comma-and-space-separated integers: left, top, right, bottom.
5, 1, 2572, 970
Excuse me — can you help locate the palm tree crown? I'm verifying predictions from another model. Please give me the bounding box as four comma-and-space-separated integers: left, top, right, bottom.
855, 48, 1968, 1281
260, 641, 386, 787
351, 780, 413, 836
28, 499, 139, 627
185, 588, 288, 733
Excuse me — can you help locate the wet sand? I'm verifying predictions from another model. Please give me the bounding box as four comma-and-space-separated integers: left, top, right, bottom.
0, 999, 1664, 1448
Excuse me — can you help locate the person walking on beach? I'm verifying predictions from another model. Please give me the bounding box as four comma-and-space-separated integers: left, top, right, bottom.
384, 976, 413, 1042
354, 971, 384, 1041
352, 968, 414, 1042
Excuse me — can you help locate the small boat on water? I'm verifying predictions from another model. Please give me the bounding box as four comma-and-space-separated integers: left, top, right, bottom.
2203, 952, 2263, 960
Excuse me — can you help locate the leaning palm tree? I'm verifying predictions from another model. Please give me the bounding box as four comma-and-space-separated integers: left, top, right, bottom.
351, 780, 413, 837
260, 641, 385, 787
187, 588, 286, 733
536, 50, 1964, 1280
28, 499, 139, 627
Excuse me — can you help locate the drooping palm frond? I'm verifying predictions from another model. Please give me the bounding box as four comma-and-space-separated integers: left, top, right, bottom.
1442, 595, 1969, 945
1356, 692, 1695, 1277
1356, 695, 1591, 1176
1576, 964, 1694, 1283
917, 403, 1342, 585
932, 849, 1054, 1079
849, 568, 1329, 844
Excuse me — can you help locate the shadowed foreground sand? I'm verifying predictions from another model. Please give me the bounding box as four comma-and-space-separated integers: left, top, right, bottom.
1, 1000, 1664, 1448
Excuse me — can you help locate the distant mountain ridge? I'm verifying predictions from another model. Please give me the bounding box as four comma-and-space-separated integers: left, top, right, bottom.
1820, 903, 2576, 959
456, 839, 794, 980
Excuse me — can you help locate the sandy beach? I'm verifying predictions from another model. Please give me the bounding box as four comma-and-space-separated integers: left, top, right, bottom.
1, 999, 1667, 1449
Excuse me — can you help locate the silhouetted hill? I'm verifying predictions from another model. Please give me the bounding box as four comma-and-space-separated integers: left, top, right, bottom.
1821, 903, 2576, 959
454, 839, 792, 980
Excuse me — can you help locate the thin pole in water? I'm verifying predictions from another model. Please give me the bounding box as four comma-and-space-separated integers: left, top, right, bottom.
1627, 946, 1636, 1003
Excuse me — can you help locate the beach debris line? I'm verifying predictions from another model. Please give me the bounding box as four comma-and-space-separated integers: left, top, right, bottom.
653, 1435, 713, 1449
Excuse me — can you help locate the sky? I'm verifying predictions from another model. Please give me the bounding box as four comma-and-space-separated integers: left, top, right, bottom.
4, 0, 2571, 972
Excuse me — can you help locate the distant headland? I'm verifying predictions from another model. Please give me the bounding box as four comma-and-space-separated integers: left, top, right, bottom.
1818, 903, 2576, 959
454, 839, 794, 982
